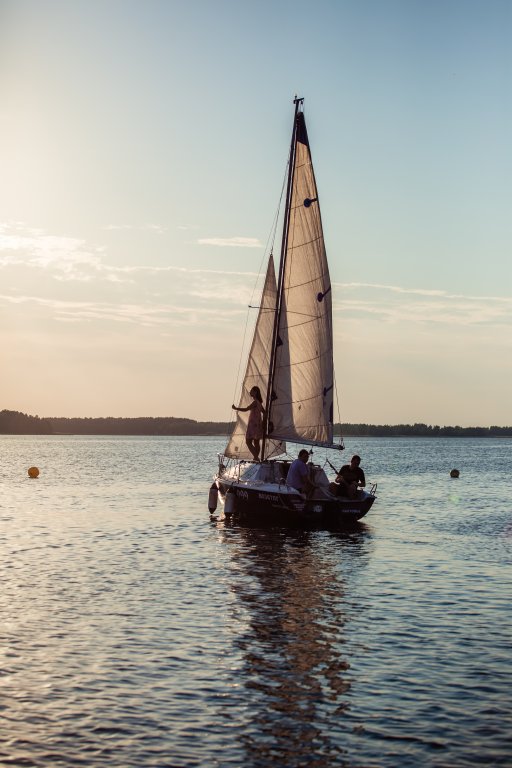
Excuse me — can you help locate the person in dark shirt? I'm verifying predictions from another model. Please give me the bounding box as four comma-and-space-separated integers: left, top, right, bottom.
332, 454, 365, 498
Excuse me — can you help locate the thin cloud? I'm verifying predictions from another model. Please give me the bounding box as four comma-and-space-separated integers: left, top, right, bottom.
197, 236, 263, 248
0, 223, 102, 279
0, 223, 261, 282
2, 223, 509, 330
117, 264, 259, 277
0, 292, 243, 326
338, 281, 447, 297
336, 281, 512, 304
334, 284, 512, 327
103, 223, 167, 233
189, 285, 253, 304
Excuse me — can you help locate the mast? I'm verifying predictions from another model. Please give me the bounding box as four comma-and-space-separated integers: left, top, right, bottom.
261, 96, 303, 460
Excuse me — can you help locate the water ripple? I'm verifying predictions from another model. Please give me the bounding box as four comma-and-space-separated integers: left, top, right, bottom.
0, 436, 511, 766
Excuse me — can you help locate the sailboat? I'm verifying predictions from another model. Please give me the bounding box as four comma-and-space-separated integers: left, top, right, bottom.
209, 98, 376, 526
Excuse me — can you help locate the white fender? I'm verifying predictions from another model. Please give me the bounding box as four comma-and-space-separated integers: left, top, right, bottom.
208, 482, 218, 513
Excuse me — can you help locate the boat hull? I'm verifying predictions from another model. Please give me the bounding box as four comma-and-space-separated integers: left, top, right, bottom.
215, 476, 375, 527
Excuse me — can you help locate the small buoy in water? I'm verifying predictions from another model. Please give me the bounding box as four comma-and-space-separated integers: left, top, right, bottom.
450, 469, 460, 478
28, 466, 40, 479
208, 482, 218, 513
224, 489, 236, 516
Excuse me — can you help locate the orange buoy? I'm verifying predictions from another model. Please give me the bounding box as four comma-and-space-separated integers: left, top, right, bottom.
28, 466, 40, 479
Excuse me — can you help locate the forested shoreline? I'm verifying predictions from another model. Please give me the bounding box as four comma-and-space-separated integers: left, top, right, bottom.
1, 409, 511, 437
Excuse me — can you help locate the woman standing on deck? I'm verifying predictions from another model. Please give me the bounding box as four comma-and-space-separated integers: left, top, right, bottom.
232, 386, 265, 461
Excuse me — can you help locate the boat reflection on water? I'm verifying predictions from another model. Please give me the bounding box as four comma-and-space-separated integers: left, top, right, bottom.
217, 522, 373, 766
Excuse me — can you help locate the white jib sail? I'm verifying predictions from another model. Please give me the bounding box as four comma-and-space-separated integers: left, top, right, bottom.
224, 257, 285, 460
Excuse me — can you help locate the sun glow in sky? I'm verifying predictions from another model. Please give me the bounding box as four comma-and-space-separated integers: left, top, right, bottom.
1, 0, 511, 426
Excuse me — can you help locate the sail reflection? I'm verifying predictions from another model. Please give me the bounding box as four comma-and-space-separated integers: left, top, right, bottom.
219, 524, 372, 766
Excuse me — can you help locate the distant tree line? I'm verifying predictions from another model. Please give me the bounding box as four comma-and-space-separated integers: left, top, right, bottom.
47, 416, 223, 436
336, 422, 512, 438
0, 411, 512, 437
0, 410, 53, 434
1, 410, 511, 437
0, 411, 225, 436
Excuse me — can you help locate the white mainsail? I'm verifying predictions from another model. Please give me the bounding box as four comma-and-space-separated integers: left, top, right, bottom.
224, 257, 285, 459
224, 104, 337, 462
268, 111, 335, 449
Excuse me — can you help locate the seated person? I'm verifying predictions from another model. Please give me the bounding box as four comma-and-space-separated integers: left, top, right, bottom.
286, 449, 315, 495
330, 454, 365, 499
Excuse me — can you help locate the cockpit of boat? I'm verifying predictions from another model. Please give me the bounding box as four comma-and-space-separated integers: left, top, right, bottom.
238, 460, 330, 489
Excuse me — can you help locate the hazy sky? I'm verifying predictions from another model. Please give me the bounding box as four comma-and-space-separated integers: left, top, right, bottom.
1, 0, 511, 426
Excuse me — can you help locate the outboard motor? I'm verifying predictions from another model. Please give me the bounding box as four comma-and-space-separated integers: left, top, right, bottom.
224, 489, 236, 517
208, 482, 218, 514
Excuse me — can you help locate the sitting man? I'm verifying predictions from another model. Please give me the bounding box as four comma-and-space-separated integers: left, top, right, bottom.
286, 449, 315, 495
331, 454, 365, 499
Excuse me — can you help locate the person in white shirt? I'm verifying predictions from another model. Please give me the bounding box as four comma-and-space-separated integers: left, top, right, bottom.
286, 449, 312, 493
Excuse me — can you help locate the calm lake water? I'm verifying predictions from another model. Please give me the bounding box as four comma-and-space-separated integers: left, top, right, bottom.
1, 435, 511, 767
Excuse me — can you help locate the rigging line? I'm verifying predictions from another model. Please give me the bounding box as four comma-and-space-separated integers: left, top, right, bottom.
272, 351, 329, 371
247, 150, 290, 308
227, 302, 251, 434
333, 365, 344, 448
263, 100, 301, 459
229, 153, 290, 419
280, 312, 327, 327
283, 271, 330, 290
269, 390, 329, 406
272, 402, 333, 435
270, 435, 342, 450
287, 234, 323, 248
